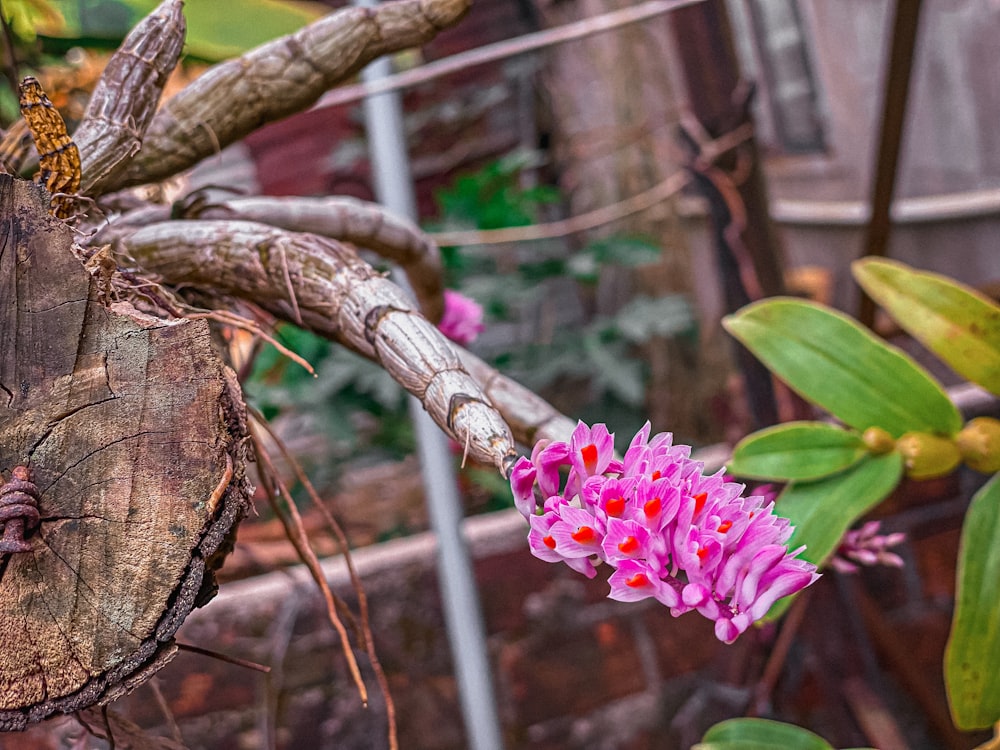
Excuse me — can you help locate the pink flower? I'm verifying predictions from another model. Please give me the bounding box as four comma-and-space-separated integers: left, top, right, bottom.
527, 502, 597, 578
437, 290, 485, 344
608, 559, 680, 607
601, 518, 651, 563
509, 456, 537, 519
830, 521, 906, 574
568, 421, 615, 485
509, 420, 820, 643
548, 504, 607, 559
535, 440, 570, 499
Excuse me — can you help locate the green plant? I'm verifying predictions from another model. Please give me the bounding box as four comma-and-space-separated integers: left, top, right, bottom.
722, 258, 1000, 731
39, 0, 324, 59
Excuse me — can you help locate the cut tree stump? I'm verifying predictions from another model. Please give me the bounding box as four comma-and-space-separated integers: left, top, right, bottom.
0, 174, 250, 730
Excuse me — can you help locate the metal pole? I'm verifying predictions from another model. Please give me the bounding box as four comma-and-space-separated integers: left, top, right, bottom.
355, 13, 505, 748
857, 0, 924, 328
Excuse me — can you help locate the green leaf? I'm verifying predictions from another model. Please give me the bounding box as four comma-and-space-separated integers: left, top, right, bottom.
723, 298, 962, 437
431, 152, 552, 233
5, 0, 65, 40
728, 422, 867, 481
145, 0, 328, 60
695, 718, 834, 750
945, 473, 1000, 729
853, 258, 1000, 395
585, 236, 663, 267
48, 0, 326, 60
568, 237, 664, 283
778, 452, 903, 565
584, 335, 646, 407
566, 251, 599, 283
764, 452, 903, 622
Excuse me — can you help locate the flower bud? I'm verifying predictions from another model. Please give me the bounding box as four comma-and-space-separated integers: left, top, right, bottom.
862, 426, 896, 455
955, 417, 1000, 474
896, 432, 961, 480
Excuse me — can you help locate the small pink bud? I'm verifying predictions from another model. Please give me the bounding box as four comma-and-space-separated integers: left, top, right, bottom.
437, 289, 485, 345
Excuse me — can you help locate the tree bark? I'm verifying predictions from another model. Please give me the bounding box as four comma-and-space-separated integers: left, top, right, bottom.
0, 175, 250, 729
534, 0, 724, 442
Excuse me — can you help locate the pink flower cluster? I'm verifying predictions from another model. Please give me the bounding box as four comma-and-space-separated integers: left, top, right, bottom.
510, 422, 820, 643
830, 521, 905, 574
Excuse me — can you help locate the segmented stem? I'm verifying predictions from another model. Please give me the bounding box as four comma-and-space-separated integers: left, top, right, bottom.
75, 0, 186, 195
113, 0, 470, 190
124, 220, 516, 472
195, 196, 445, 322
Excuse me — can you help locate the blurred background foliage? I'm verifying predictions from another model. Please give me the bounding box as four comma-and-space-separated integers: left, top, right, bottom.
9, 0, 325, 57
429, 154, 696, 450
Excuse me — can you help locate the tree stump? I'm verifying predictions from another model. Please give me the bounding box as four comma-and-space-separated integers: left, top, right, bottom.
0, 174, 250, 730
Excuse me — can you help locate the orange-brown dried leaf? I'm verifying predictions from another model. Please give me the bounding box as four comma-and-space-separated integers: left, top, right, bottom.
19, 76, 81, 216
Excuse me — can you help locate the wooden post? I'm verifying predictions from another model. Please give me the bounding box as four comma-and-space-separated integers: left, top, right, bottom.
0, 176, 250, 728
533, 0, 726, 442
670, 0, 785, 429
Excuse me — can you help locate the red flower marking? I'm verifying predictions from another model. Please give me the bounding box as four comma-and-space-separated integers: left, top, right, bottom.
580, 443, 598, 472
618, 536, 640, 555
543, 535, 557, 550
626, 572, 650, 588
718, 520, 733, 534
643, 496, 662, 519
693, 492, 708, 517
572, 526, 596, 544
606, 495, 626, 517
697, 546, 709, 563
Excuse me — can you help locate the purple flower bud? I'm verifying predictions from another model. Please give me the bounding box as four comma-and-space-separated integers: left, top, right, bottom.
831, 521, 906, 574
510, 456, 538, 519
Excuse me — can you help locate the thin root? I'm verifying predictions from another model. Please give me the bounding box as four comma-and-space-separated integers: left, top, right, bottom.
251, 406, 399, 750
249, 419, 369, 707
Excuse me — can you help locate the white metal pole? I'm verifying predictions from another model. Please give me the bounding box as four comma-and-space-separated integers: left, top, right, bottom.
354, 14, 505, 749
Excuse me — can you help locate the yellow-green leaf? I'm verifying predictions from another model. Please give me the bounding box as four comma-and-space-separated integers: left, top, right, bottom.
724, 298, 961, 437
853, 258, 1000, 395
729, 421, 867, 481
945, 473, 1000, 729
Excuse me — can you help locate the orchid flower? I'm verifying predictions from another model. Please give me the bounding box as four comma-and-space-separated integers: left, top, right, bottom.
510, 421, 820, 643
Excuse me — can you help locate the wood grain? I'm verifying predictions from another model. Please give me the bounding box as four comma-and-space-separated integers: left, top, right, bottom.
0, 175, 249, 728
